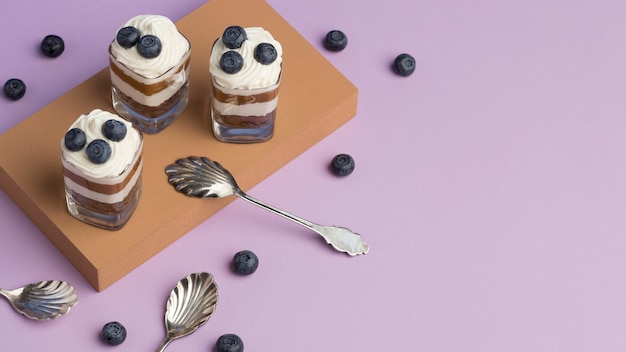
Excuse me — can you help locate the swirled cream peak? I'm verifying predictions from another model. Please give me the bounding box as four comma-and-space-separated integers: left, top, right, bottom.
61, 109, 142, 179
110, 15, 189, 78
210, 27, 282, 89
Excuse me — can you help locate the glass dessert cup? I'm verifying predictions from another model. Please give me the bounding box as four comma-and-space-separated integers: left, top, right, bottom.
63, 137, 143, 230
109, 38, 191, 134
210, 75, 280, 143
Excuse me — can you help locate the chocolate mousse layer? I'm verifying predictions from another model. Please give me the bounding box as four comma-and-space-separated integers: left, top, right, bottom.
213, 110, 276, 129
62, 154, 142, 194
109, 57, 191, 96
63, 155, 143, 215
211, 85, 279, 128
114, 84, 188, 119
67, 178, 142, 215
212, 85, 279, 105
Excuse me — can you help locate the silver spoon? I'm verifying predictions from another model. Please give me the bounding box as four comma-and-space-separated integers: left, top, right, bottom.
0, 280, 78, 320
165, 156, 369, 256
156, 272, 218, 352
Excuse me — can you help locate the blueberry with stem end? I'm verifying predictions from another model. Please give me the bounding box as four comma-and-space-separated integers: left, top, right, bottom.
64, 128, 87, 151
220, 51, 244, 74
40, 34, 65, 58
216, 333, 244, 352
137, 35, 162, 59
392, 53, 416, 77
324, 30, 348, 51
330, 154, 355, 176
3, 78, 26, 101
222, 25, 247, 49
254, 43, 277, 65
232, 250, 259, 275
102, 119, 127, 142
87, 139, 112, 164
101, 321, 127, 346
116, 26, 141, 48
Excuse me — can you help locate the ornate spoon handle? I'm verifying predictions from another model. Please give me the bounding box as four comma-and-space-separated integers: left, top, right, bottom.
235, 190, 369, 256
156, 337, 172, 352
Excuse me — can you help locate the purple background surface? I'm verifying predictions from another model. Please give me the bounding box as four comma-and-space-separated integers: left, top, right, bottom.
2, 0, 626, 350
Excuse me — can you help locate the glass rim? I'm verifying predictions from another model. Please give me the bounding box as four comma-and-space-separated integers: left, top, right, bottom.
210, 69, 282, 92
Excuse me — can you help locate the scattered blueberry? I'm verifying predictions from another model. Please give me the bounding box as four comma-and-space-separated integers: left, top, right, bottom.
102, 119, 127, 142
232, 250, 259, 275
137, 35, 162, 59
87, 139, 112, 164
222, 26, 247, 49
330, 154, 355, 176
220, 51, 244, 74
216, 333, 244, 352
40, 34, 65, 58
116, 26, 141, 48
254, 43, 277, 65
64, 128, 87, 151
324, 30, 348, 51
3, 78, 26, 101
101, 321, 127, 346
392, 53, 416, 77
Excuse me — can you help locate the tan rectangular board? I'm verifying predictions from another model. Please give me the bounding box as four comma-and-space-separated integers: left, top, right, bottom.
0, 0, 358, 291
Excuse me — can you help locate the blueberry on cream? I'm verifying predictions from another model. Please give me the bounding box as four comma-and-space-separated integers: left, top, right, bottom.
116, 26, 141, 48
220, 51, 244, 74
254, 42, 277, 65
102, 119, 127, 141
64, 128, 87, 151
222, 25, 247, 49
137, 35, 162, 59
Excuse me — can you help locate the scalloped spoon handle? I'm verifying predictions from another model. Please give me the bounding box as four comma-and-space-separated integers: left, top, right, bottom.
156, 337, 172, 352
236, 191, 369, 256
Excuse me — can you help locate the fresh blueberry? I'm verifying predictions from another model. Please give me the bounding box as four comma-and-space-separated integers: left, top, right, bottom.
137, 35, 162, 59
3, 78, 26, 101
101, 321, 127, 346
330, 154, 355, 176
222, 26, 247, 49
324, 30, 348, 51
87, 139, 112, 164
102, 119, 127, 142
216, 333, 244, 352
64, 128, 87, 151
392, 53, 416, 77
232, 250, 259, 275
220, 51, 244, 74
40, 34, 65, 58
254, 43, 277, 65
116, 26, 141, 48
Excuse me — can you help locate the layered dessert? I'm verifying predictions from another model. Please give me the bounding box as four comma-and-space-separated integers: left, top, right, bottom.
109, 15, 191, 134
209, 26, 283, 143
61, 109, 143, 230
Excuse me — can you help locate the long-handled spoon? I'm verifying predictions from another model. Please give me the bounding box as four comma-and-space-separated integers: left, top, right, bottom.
165, 156, 369, 256
0, 280, 78, 320
156, 272, 218, 352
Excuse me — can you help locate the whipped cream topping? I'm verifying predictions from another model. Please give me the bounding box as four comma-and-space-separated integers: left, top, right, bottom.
209, 27, 282, 89
61, 109, 142, 180
110, 15, 189, 79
